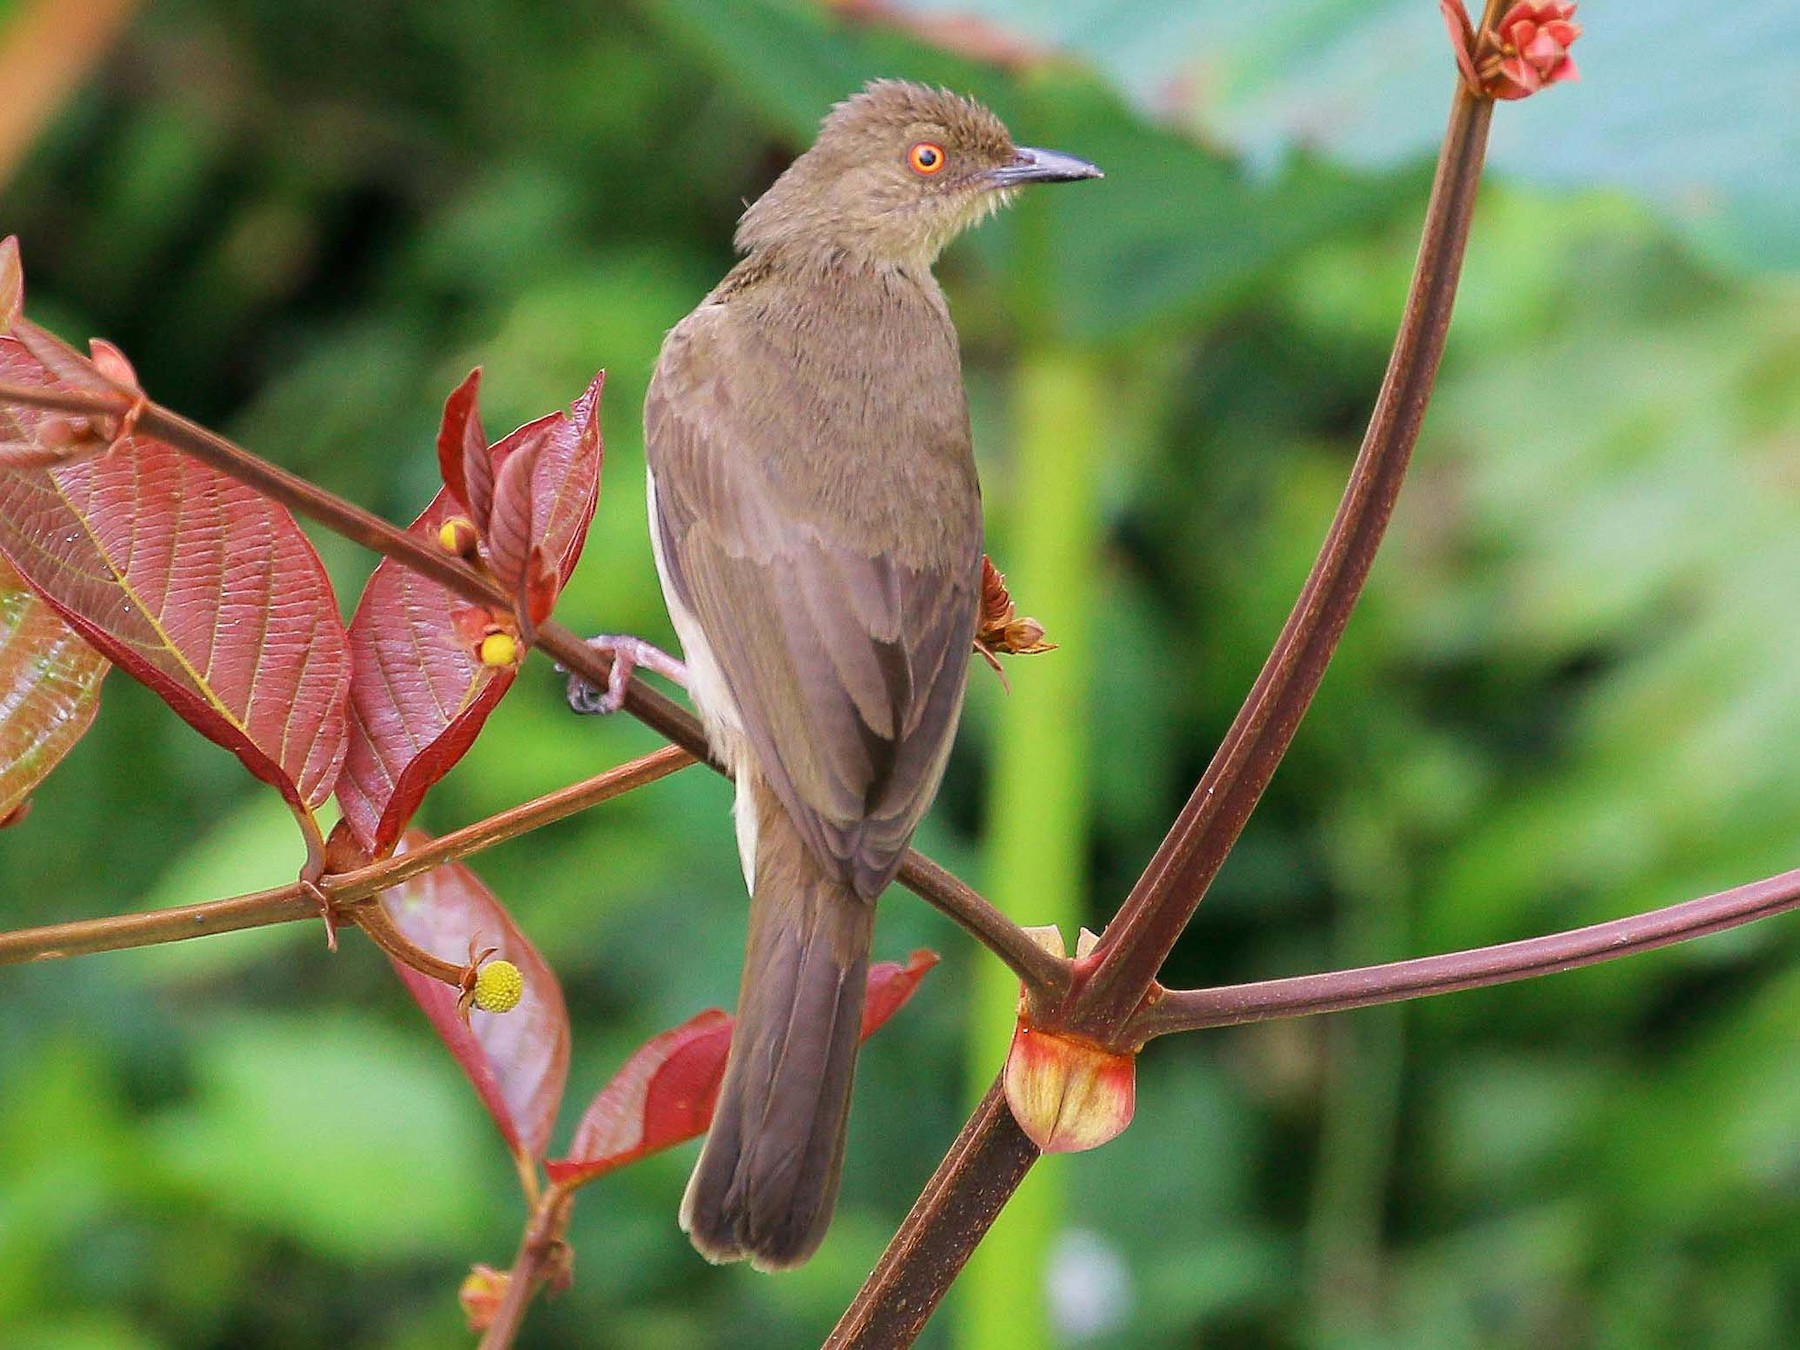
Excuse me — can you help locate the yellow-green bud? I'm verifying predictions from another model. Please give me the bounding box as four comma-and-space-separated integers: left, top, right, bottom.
472, 959, 523, 1013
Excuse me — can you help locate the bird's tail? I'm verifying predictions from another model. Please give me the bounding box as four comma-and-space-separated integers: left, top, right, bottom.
681, 778, 875, 1270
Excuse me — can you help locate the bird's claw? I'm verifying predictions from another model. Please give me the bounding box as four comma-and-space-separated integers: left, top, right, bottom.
566, 634, 688, 716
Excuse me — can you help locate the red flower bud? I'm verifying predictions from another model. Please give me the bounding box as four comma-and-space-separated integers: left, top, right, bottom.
1442, 0, 1581, 102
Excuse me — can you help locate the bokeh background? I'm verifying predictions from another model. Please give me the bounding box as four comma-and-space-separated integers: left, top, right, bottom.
3, 1, 1799, 1347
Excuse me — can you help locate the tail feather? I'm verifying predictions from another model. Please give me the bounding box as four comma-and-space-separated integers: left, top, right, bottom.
681, 780, 875, 1270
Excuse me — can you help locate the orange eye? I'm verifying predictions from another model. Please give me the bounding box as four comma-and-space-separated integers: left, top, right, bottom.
908, 142, 946, 175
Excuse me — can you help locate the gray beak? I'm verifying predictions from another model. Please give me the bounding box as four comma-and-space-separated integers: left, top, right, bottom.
987, 146, 1104, 187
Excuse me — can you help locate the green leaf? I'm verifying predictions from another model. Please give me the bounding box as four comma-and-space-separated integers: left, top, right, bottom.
644, 0, 1392, 341
879, 0, 1800, 273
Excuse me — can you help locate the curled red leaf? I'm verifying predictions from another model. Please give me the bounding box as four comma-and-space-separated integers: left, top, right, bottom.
337, 372, 602, 854
545, 950, 936, 1187
380, 835, 571, 1162
436, 369, 491, 529
482, 372, 603, 610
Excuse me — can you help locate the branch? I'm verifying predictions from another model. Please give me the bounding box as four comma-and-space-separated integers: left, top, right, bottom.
823, 1079, 1039, 1350
896, 851, 1070, 998
1131, 866, 1800, 1039
0, 745, 693, 966
1068, 69, 1496, 1035
829, 32, 1508, 1345
476, 1184, 574, 1350
0, 382, 1056, 993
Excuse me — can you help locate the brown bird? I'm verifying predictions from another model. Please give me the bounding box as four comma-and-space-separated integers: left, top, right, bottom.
644, 79, 1100, 1270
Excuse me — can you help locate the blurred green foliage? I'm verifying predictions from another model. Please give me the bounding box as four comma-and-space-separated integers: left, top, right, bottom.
2, 2, 1799, 1348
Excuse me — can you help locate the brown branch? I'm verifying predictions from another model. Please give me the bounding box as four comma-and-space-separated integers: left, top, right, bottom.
0, 380, 1055, 995
476, 1184, 575, 1350
0, 882, 317, 964
1067, 78, 1496, 1036
1132, 866, 1800, 1039
824, 1079, 1039, 1350
829, 35, 1508, 1346
0, 745, 693, 966
896, 851, 1070, 997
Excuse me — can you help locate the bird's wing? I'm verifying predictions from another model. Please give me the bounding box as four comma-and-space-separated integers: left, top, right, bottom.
646, 303, 981, 899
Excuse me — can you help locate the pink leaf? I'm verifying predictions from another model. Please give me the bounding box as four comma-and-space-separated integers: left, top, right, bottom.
336, 488, 516, 857
545, 949, 937, 1187
434, 369, 490, 528
0, 553, 108, 821
484, 424, 544, 595
487, 372, 603, 589
0, 256, 349, 813
381, 836, 571, 1161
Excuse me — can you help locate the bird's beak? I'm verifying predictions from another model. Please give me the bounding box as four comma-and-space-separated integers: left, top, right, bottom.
986, 146, 1104, 188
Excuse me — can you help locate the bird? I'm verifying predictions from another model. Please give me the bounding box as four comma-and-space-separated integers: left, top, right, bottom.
642, 79, 1100, 1270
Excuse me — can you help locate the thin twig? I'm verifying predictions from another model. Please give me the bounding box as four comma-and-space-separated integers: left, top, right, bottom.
1132, 866, 1800, 1038
0, 380, 1055, 993
0, 883, 317, 964
897, 852, 1070, 997
476, 1184, 574, 1350
0, 745, 694, 966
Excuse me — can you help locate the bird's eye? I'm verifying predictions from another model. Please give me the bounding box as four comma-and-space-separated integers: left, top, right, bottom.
907, 142, 946, 175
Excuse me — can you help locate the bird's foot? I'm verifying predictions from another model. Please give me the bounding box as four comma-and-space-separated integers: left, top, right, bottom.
566, 634, 688, 715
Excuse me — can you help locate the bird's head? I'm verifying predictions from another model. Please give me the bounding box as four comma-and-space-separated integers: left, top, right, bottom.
735, 80, 1101, 267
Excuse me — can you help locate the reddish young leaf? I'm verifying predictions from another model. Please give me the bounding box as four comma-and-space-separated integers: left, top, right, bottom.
435, 369, 490, 529
545, 950, 937, 1187
380, 835, 571, 1162
0, 553, 108, 821
0, 439, 352, 812
0, 265, 350, 814
859, 948, 939, 1037
336, 488, 517, 857
544, 1007, 731, 1187
487, 372, 604, 587
484, 425, 545, 595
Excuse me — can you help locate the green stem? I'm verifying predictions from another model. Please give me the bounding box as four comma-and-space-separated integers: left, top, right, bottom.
962, 346, 1105, 1350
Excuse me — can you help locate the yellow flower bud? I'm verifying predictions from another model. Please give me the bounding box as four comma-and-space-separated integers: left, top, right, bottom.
472, 959, 524, 1014
437, 515, 480, 558
477, 631, 519, 668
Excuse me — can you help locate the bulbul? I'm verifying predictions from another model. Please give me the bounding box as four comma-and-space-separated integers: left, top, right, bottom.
645, 79, 1099, 1270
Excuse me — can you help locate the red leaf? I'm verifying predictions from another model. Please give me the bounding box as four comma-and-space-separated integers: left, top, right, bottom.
484, 424, 544, 595
544, 1008, 732, 1187
0, 264, 349, 814
0, 440, 353, 812
487, 372, 603, 592
337, 488, 516, 856
381, 835, 570, 1161
435, 369, 490, 528
545, 949, 937, 1187
0, 553, 108, 821
859, 948, 939, 1038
